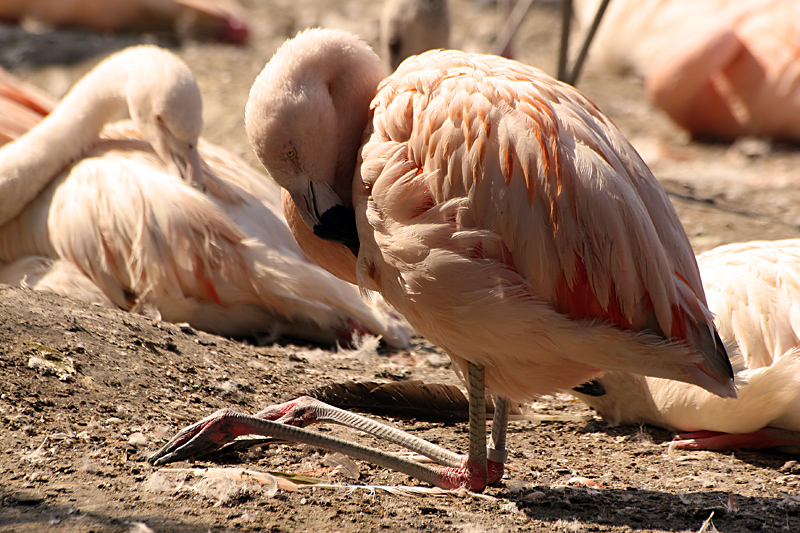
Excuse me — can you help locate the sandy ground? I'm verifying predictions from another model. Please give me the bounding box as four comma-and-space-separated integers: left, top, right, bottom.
1, 1, 800, 532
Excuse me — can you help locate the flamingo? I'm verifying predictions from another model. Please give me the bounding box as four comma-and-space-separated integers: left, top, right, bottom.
149, 28, 735, 492
0, 45, 410, 348
0, 66, 56, 144
380, 0, 450, 72
0, 0, 248, 44
575, 0, 800, 142
574, 239, 800, 452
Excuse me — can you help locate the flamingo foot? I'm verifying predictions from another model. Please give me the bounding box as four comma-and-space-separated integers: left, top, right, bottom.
488, 459, 505, 485
673, 428, 800, 451
149, 396, 506, 492
149, 396, 505, 492
435, 457, 506, 492
149, 408, 263, 466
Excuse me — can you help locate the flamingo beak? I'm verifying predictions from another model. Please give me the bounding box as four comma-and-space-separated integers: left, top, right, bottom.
171, 144, 205, 191
290, 181, 359, 254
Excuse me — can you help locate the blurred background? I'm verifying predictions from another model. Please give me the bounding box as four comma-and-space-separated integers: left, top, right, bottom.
2, 0, 800, 254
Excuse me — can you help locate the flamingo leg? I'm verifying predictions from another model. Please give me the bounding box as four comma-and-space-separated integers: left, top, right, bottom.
150, 363, 509, 491
557, 0, 573, 81
148, 407, 452, 487
672, 428, 800, 451
488, 395, 510, 484
563, 0, 611, 85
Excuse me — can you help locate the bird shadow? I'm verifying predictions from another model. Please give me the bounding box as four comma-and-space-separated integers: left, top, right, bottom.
506, 484, 797, 532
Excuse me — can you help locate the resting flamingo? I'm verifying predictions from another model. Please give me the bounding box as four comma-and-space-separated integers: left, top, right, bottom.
0, 45, 410, 348
0, 0, 248, 43
0, 66, 55, 144
575, 0, 800, 142
150, 28, 735, 492
573, 239, 800, 452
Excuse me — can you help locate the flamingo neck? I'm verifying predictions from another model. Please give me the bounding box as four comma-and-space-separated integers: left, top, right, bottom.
329, 67, 384, 207
0, 57, 132, 227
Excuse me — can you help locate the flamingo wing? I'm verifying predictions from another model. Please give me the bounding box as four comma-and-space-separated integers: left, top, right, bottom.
357, 50, 732, 399
698, 239, 800, 370
1, 121, 407, 346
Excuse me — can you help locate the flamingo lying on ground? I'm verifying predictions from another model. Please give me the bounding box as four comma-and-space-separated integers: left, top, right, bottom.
575, 0, 800, 142
0, 45, 410, 348
0, 67, 55, 144
573, 239, 800, 452
0, 0, 248, 44
149, 28, 735, 492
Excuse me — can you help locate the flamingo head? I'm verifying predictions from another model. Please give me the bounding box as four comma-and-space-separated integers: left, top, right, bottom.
245, 28, 386, 255
126, 46, 205, 190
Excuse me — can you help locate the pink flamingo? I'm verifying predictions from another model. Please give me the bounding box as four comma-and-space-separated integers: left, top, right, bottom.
0, 45, 410, 347
575, 0, 800, 142
574, 239, 800, 453
0, 0, 248, 43
380, 0, 450, 72
150, 28, 735, 492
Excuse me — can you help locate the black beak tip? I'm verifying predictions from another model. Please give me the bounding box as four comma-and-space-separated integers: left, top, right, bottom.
313, 205, 360, 255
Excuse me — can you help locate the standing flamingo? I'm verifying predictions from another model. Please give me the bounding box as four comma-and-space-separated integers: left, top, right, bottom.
0, 45, 410, 348
380, 0, 450, 72
574, 239, 800, 452
150, 28, 734, 492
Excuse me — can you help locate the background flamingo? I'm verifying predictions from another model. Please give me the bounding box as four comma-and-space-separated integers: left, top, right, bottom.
0, 0, 248, 44
575, 0, 800, 142
380, 0, 450, 72
574, 239, 800, 452
150, 28, 735, 492
0, 45, 410, 348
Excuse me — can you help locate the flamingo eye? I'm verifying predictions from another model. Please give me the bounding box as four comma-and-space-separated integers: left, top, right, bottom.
286, 148, 297, 160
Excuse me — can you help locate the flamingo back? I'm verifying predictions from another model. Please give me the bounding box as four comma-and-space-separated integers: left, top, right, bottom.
356, 49, 732, 399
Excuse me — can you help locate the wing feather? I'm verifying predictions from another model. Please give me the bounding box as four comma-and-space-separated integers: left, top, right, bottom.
362, 49, 732, 396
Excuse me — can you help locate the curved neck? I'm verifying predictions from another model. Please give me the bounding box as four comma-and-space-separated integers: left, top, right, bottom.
0, 58, 131, 226
328, 65, 385, 206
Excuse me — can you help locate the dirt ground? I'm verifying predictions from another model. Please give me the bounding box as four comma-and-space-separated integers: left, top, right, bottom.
2, 1, 800, 532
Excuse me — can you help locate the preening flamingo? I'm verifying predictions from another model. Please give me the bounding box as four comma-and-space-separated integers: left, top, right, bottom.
380, 0, 450, 72
0, 0, 248, 43
576, 0, 800, 142
150, 28, 734, 492
574, 239, 800, 452
0, 45, 410, 348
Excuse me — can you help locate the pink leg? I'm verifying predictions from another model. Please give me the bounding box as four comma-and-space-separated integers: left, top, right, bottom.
673, 428, 800, 451
149, 394, 504, 491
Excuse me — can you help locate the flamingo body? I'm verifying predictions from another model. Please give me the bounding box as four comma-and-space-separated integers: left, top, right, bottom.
247, 28, 735, 403
575, 240, 800, 450
138, 27, 742, 492
0, 0, 248, 43
0, 47, 410, 347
